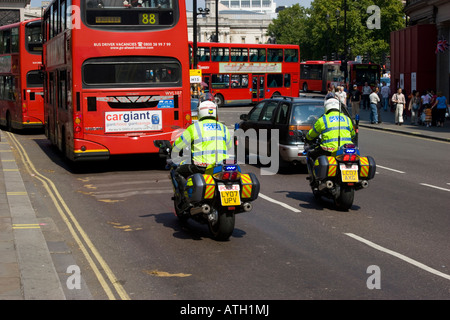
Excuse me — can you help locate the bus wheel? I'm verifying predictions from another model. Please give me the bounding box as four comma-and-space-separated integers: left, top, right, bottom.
214, 94, 224, 107
303, 83, 308, 93
272, 92, 281, 98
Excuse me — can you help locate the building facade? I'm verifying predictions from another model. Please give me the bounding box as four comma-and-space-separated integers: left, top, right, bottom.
0, 0, 31, 25
396, 0, 450, 98
187, 0, 275, 44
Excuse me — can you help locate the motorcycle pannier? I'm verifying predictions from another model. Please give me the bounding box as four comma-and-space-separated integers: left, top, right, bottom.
185, 173, 216, 203
359, 156, 376, 180
314, 156, 337, 180
239, 173, 260, 201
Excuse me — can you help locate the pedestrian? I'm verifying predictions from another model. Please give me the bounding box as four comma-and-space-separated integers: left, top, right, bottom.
424, 104, 432, 127
380, 81, 390, 111
420, 90, 431, 124
349, 84, 361, 120
369, 87, 380, 124
361, 82, 371, 110
408, 90, 421, 125
391, 88, 406, 125
376, 86, 383, 123
429, 90, 437, 126
325, 85, 335, 100
336, 86, 347, 107
431, 91, 448, 127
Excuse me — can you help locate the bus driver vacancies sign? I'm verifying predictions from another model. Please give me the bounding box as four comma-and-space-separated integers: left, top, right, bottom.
105, 110, 163, 133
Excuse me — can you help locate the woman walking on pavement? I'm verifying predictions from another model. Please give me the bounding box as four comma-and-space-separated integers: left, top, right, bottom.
408, 90, 421, 125
431, 91, 448, 127
391, 88, 406, 125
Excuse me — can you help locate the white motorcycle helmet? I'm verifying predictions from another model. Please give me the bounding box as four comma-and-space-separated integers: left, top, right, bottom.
324, 97, 340, 113
198, 100, 217, 120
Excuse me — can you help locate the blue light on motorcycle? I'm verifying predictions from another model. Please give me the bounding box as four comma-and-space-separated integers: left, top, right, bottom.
225, 165, 237, 171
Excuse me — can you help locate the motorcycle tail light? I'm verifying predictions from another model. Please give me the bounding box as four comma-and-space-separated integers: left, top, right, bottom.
215, 171, 241, 181
337, 154, 359, 162
230, 171, 240, 180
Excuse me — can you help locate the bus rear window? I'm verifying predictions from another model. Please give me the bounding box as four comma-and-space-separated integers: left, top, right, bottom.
85, 0, 175, 26
82, 56, 182, 87
25, 21, 42, 54
27, 71, 43, 87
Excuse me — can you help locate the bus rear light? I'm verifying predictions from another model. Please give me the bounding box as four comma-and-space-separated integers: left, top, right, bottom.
22, 103, 27, 114
74, 115, 82, 134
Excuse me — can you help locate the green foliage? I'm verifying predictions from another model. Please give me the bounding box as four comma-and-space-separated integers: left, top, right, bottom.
267, 0, 405, 64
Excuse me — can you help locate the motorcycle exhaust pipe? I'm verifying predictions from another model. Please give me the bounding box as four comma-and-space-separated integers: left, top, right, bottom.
190, 204, 211, 216
242, 202, 252, 212
361, 180, 369, 188
318, 180, 334, 191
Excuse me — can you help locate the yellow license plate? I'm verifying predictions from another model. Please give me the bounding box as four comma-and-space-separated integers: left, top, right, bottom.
340, 164, 359, 182
219, 185, 241, 206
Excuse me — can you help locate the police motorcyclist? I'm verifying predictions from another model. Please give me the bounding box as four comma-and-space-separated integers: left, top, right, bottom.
171, 100, 233, 195
305, 97, 356, 170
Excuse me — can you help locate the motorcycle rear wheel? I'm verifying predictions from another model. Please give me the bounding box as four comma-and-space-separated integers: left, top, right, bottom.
334, 186, 354, 211
174, 195, 189, 223
208, 209, 235, 241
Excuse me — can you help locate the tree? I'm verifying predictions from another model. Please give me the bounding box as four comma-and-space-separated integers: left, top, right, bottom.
266, 4, 313, 58
268, 0, 405, 64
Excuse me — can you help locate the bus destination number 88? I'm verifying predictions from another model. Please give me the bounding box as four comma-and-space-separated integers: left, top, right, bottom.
139, 13, 159, 25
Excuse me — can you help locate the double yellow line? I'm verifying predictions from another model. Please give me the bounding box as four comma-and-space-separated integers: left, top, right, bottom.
6, 132, 130, 300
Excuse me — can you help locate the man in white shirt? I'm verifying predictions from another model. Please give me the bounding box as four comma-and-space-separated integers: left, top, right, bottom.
369, 87, 380, 124
391, 88, 406, 125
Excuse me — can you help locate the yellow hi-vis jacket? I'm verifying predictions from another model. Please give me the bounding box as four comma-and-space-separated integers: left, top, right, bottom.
306, 110, 356, 153
172, 119, 233, 166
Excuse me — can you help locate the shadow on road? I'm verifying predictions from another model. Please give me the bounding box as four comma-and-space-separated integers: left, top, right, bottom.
140, 211, 246, 241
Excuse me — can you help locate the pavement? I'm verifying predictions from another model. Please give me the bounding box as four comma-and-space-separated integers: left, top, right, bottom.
0, 129, 92, 300
0, 107, 449, 300
355, 105, 450, 142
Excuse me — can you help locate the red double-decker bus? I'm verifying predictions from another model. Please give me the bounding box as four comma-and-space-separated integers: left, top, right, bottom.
0, 18, 43, 131
42, 0, 191, 161
300, 60, 381, 93
190, 42, 300, 107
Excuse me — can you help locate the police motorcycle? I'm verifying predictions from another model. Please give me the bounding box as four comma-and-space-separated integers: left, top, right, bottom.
154, 103, 260, 240
303, 102, 376, 211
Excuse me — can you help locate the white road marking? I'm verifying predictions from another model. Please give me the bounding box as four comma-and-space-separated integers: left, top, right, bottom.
420, 183, 450, 192
259, 193, 301, 213
345, 233, 450, 281
376, 165, 405, 174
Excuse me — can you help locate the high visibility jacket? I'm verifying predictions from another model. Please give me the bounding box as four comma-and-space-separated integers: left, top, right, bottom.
172, 119, 233, 166
306, 110, 356, 153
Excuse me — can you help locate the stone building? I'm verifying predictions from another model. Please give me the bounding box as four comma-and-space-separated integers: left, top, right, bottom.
0, 0, 32, 25
187, 0, 276, 44
400, 0, 450, 98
